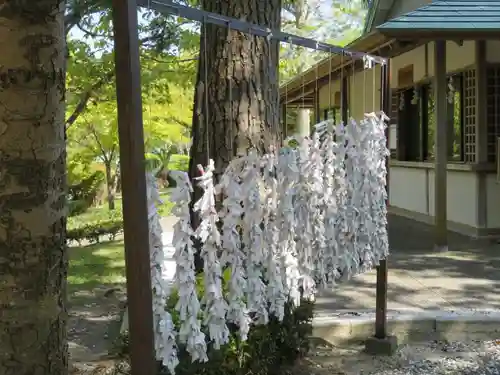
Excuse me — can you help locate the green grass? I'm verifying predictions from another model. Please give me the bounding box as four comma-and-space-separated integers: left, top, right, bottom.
67, 183, 175, 292
68, 240, 126, 291
68, 189, 173, 231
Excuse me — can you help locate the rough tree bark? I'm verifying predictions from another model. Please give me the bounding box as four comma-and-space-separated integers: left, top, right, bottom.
0, 1, 68, 375
189, 0, 282, 271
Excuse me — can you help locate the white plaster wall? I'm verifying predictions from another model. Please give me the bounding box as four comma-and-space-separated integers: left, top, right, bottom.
486, 41, 500, 63
389, 125, 397, 150
318, 79, 341, 110
349, 65, 381, 120
427, 170, 478, 228
389, 166, 428, 214
447, 172, 478, 228
390, 42, 475, 90
486, 174, 500, 227
390, 166, 479, 228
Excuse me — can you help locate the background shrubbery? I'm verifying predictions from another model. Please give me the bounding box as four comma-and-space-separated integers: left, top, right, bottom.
67, 209, 123, 245
115, 271, 314, 375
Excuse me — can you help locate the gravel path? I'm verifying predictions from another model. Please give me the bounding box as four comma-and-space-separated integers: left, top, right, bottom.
306, 338, 500, 375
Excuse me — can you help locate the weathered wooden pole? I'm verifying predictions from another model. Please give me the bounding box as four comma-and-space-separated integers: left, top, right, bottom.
365, 59, 397, 355
434, 40, 448, 252
376, 60, 390, 340
111, 1, 157, 374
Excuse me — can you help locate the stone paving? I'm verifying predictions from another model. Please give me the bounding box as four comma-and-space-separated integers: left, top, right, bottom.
315, 214, 500, 315
160, 214, 500, 316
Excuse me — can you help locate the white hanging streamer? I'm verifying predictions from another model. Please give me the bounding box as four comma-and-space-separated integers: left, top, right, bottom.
277, 146, 301, 307
170, 171, 208, 363
241, 150, 269, 324
294, 136, 315, 299
262, 153, 286, 320
193, 160, 230, 350
216, 158, 251, 340
148, 111, 390, 367
309, 130, 326, 294
147, 173, 179, 374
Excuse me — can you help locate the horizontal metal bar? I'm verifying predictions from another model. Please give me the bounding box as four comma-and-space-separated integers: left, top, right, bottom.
137, 0, 387, 65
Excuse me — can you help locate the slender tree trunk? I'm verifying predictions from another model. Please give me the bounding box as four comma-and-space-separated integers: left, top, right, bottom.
0, 1, 68, 375
189, 0, 282, 272
104, 162, 116, 210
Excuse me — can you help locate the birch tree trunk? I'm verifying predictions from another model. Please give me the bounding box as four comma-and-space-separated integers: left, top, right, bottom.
0, 1, 68, 374
189, 0, 282, 271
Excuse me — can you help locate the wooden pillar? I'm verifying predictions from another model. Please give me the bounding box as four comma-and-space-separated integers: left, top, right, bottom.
111, 0, 156, 374
296, 108, 311, 137
341, 75, 349, 124
315, 89, 321, 123
476, 40, 488, 229
375, 60, 390, 339
434, 40, 448, 251
282, 103, 287, 140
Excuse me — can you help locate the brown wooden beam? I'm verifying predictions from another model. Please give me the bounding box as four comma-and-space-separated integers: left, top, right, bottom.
284, 88, 316, 104
111, 0, 156, 374
280, 40, 420, 104
286, 101, 315, 107
434, 40, 448, 251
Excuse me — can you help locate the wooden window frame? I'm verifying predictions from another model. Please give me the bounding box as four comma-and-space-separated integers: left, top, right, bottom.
394, 71, 467, 163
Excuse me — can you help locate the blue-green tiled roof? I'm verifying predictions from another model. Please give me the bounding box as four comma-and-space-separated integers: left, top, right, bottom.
377, 0, 500, 33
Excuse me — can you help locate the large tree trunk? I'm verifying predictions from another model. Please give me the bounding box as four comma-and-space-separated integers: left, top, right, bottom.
189, 0, 282, 272
0, 2, 68, 375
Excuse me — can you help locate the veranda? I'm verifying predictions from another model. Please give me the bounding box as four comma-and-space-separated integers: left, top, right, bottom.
282, 2, 500, 246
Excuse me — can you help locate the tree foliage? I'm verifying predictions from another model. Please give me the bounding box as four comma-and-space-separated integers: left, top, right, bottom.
64, 0, 372, 210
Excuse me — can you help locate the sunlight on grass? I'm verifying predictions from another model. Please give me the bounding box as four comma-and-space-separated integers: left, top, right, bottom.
68, 240, 126, 291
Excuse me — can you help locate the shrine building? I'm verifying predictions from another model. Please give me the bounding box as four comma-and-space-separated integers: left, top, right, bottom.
280, 0, 500, 245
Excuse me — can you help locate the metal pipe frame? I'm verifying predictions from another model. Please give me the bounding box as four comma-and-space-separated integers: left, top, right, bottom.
137, 0, 387, 64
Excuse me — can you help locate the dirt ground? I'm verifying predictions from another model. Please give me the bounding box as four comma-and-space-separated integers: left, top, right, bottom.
68, 284, 126, 372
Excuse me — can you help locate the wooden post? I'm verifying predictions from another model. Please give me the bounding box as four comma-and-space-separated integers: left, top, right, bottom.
111, 1, 156, 374
434, 40, 448, 251
475, 40, 488, 229
375, 60, 390, 339
365, 58, 397, 355
282, 103, 287, 140
341, 75, 349, 123
315, 89, 321, 123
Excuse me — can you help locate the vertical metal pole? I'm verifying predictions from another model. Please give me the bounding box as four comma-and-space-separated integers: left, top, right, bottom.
375, 60, 390, 339
434, 40, 448, 252
111, 1, 156, 374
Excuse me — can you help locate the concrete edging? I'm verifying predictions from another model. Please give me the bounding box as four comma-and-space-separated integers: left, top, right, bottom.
312, 309, 500, 344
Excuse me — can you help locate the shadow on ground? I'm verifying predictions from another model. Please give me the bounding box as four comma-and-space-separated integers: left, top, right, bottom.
315, 214, 500, 314
68, 241, 127, 362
